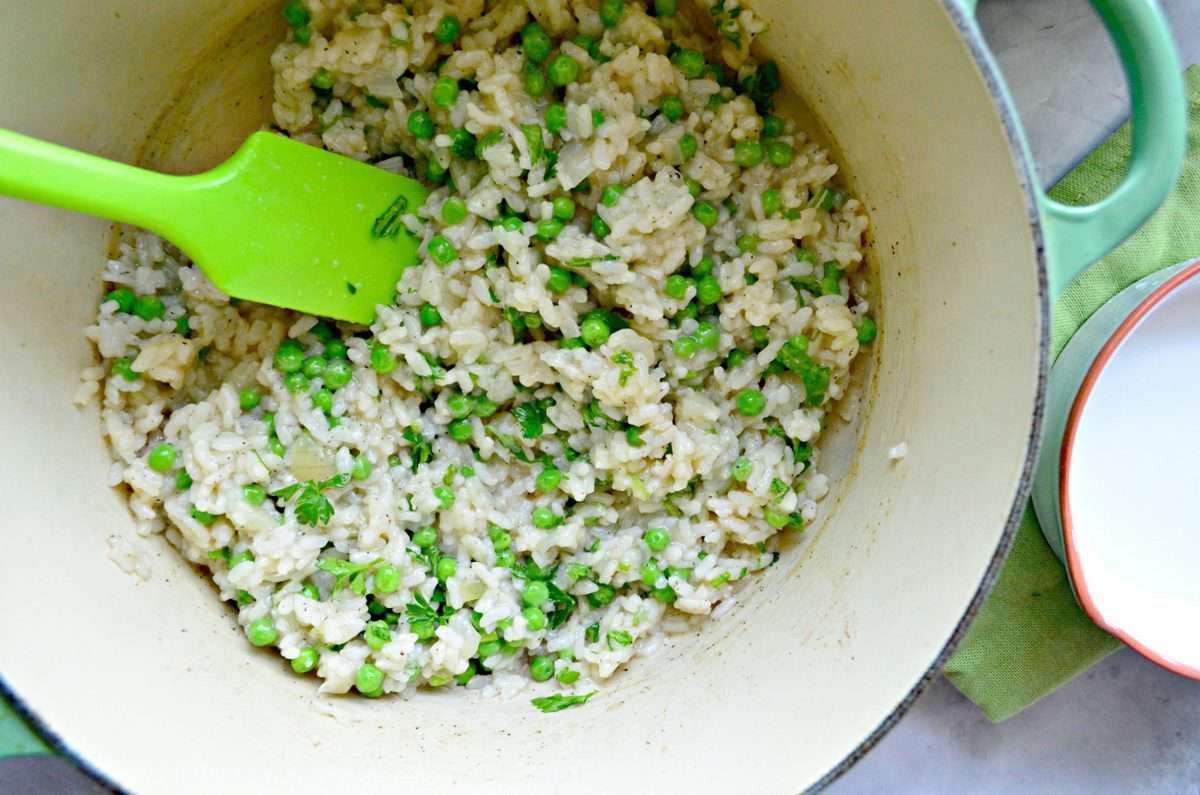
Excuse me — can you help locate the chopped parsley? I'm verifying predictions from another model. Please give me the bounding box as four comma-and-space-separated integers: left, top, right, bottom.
371, 195, 409, 238
513, 398, 554, 439
315, 555, 382, 595
402, 426, 433, 473
611, 351, 635, 386
531, 691, 596, 713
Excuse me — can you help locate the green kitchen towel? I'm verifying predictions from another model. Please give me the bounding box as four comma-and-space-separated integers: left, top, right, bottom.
2, 71, 1198, 756
944, 65, 1200, 722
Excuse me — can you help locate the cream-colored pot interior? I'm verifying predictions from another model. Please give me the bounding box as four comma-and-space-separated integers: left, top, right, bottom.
0, 1, 1042, 791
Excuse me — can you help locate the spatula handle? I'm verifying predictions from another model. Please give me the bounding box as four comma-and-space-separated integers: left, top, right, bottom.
0, 128, 183, 233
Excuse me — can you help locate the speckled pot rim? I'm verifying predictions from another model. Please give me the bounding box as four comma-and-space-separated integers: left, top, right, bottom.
0, 3, 1050, 792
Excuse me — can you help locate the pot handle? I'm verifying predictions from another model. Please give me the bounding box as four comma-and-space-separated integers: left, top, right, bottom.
955, 0, 1186, 300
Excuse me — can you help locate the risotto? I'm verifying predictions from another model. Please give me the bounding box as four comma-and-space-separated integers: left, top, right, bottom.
79, 0, 873, 707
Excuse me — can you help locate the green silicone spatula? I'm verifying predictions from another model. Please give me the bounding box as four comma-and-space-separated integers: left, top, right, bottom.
0, 128, 428, 324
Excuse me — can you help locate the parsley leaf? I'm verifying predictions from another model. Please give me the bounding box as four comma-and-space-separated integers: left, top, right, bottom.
512, 398, 554, 440
531, 691, 596, 713
402, 426, 434, 473
372, 195, 409, 239
316, 556, 382, 595
272, 474, 350, 527
486, 427, 534, 463
611, 351, 635, 386
545, 581, 577, 630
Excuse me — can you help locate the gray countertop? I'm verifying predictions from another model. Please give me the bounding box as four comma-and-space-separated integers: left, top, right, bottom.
2, 1, 1198, 793
833, 1, 1200, 793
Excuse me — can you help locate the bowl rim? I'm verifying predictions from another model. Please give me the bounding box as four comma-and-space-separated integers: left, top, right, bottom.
1057, 258, 1200, 683
0, 2, 1050, 792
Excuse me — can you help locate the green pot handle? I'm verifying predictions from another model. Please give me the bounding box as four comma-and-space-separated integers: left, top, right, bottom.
955, 0, 1186, 301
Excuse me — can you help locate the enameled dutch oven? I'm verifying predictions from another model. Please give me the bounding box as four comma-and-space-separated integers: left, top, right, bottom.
0, 0, 1184, 791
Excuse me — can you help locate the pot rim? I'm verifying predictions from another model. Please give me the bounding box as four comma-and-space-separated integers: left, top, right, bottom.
810, 2, 1050, 789
1057, 259, 1200, 683
0, 3, 1052, 793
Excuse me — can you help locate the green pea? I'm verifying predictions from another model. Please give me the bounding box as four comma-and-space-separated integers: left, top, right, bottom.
592, 214, 611, 238
761, 189, 782, 217
229, 549, 254, 569
301, 581, 321, 601
284, 372, 308, 394
567, 563, 592, 581
130, 295, 165, 322
368, 344, 396, 375
581, 315, 611, 348
408, 110, 435, 140
239, 388, 261, 411
365, 620, 392, 651
586, 583, 615, 608
449, 127, 477, 160
355, 663, 385, 695
731, 456, 752, 482
685, 177, 702, 198
691, 201, 718, 227
282, 0, 310, 28
433, 485, 455, 510
489, 525, 512, 551
734, 139, 764, 168
246, 617, 277, 647
175, 469, 193, 491
664, 274, 690, 299
673, 336, 698, 359
440, 197, 468, 226
762, 115, 786, 138
641, 559, 662, 587
735, 388, 766, 416
473, 396, 499, 418
536, 468, 562, 492
432, 76, 460, 108
858, 315, 878, 344
536, 219, 563, 241
523, 580, 550, 607
447, 393, 473, 419
767, 140, 795, 167
552, 196, 576, 221
643, 527, 670, 552
412, 527, 437, 548
299, 356, 324, 379
324, 338, 349, 360
696, 274, 721, 306
436, 557, 458, 581
548, 54, 580, 86
291, 646, 319, 674
625, 425, 644, 447
547, 266, 572, 294
242, 483, 267, 506
498, 215, 524, 232
652, 586, 677, 604
274, 341, 304, 373
311, 387, 333, 413
434, 14, 461, 44
737, 234, 758, 254
529, 655, 555, 682
523, 606, 547, 631
428, 235, 458, 265
521, 22, 552, 64
532, 506, 561, 529
545, 102, 568, 134
419, 303, 443, 328
599, 0, 624, 27
600, 184, 625, 206
679, 132, 697, 161
654, 0, 677, 15
694, 320, 720, 349
350, 455, 372, 481
523, 64, 547, 98
374, 564, 401, 594
448, 417, 473, 442
725, 348, 748, 370
148, 442, 177, 473
660, 95, 684, 122
310, 68, 334, 91
105, 287, 135, 313
573, 34, 602, 60
592, 109, 605, 129
673, 48, 705, 79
